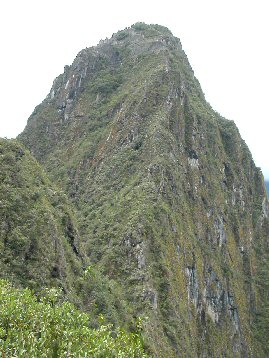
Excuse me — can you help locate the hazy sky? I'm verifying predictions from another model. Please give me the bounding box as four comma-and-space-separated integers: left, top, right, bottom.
1, 0, 268, 178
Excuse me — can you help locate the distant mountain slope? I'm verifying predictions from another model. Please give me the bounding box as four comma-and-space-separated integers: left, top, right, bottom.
19, 23, 269, 357
265, 180, 269, 195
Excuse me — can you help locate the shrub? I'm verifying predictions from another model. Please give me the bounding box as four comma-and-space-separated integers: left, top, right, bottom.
0, 280, 149, 357
131, 22, 148, 31
116, 30, 129, 41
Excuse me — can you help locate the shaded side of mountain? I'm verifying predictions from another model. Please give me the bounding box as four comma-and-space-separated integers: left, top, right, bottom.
19, 23, 269, 357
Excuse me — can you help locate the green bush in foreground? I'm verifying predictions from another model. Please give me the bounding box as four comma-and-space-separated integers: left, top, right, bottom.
0, 280, 149, 357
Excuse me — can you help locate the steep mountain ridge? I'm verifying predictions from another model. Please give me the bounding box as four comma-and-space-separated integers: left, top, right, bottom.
19, 23, 269, 357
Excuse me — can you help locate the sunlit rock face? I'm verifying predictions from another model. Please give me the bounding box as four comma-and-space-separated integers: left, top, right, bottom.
19, 23, 269, 357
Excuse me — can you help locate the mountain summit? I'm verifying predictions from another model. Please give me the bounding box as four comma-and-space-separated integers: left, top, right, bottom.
19, 23, 269, 356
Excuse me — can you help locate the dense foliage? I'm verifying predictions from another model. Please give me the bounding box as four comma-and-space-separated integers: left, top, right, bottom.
0, 280, 149, 357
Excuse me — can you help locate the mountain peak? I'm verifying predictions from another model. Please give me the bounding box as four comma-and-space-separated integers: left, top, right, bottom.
116, 22, 174, 39
18, 23, 269, 357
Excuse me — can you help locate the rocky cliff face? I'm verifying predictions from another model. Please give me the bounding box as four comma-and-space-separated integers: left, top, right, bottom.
19, 23, 269, 357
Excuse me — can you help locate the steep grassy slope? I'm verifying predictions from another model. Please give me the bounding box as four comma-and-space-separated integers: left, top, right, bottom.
0, 138, 132, 328
0, 138, 81, 294
19, 23, 269, 357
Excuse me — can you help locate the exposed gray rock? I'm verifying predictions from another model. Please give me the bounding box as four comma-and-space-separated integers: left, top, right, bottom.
186, 266, 199, 309
214, 215, 226, 247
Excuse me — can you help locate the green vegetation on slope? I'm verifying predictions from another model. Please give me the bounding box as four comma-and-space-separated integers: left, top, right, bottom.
0, 279, 149, 357
252, 205, 269, 357
0, 138, 81, 293
18, 23, 269, 356
0, 138, 134, 329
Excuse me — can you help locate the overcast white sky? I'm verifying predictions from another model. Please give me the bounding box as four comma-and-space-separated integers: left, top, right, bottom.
1, 0, 268, 178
